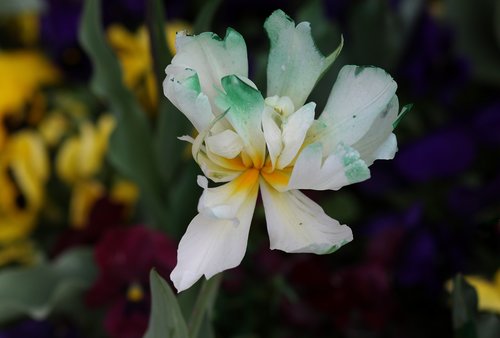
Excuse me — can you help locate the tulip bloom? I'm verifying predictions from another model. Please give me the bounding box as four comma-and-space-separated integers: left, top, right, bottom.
164, 10, 401, 292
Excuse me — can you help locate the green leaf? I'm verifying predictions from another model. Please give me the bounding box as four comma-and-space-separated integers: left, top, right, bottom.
146, 0, 191, 186
0, 0, 45, 15
146, 0, 171, 94
495, 1, 500, 48
78, 0, 168, 228
446, 0, 500, 85
348, 0, 407, 71
452, 274, 478, 338
477, 314, 500, 338
193, 0, 223, 34
165, 162, 199, 239
321, 191, 361, 224
144, 269, 189, 338
393, 103, 413, 128
0, 248, 96, 323
187, 274, 222, 338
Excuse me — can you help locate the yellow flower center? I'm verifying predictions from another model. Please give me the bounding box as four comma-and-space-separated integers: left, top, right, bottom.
126, 283, 145, 303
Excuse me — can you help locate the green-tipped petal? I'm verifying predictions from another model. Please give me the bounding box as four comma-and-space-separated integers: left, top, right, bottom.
286, 142, 370, 191
264, 10, 342, 108
167, 28, 248, 108
163, 67, 214, 132
216, 75, 266, 168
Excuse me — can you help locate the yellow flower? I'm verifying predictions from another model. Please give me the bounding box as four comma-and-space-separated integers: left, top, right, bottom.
0, 240, 37, 266
0, 131, 49, 243
107, 21, 190, 112
55, 114, 139, 227
0, 51, 60, 115
110, 179, 139, 218
0, 50, 60, 150
69, 180, 105, 229
56, 114, 115, 184
110, 179, 139, 207
15, 12, 40, 46
465, 270, 500, 314
1, 11, 40, 46
38, 111, 70, 147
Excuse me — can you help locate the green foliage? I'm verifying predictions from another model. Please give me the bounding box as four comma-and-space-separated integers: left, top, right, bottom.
0, 248, 96, 323
193, 0, 223, 34
477, 314, 500, 338
144, 270, 222, 338
347, 0, 423, 71
393, 103, 414, 129
0, 0, 45, 15
144, 270, 189, 338
451, 275, 500, 338
446, 0, 500, 85
452, 275, 478, 338
79, 0, 170, 228
187, 275, 221, 338
146, 0, 191, 190
495, 2, 500, 48
322, 191, 361, 224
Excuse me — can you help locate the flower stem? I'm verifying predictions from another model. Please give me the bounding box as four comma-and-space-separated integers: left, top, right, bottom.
188, 273, 222, 338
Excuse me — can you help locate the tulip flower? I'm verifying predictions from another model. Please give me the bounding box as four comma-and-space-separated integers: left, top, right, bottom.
164, 10, 401, 292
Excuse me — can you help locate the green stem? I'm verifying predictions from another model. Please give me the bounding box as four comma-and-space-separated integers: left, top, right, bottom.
188, 273, 222, 338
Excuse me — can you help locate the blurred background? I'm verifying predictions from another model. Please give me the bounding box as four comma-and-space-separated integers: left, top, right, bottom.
0, 0, 499, 337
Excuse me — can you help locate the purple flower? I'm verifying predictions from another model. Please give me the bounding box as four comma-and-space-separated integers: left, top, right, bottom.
395, 127, 476, 182
448, 173, 500, 218
364, 205, 462, 290
396, 230, 438, 287
474, 102, 500, 146
357, 160, 401, 195
39, 0, 163, 80
398, 11, 470, 104
40, 0, 89, 80
0, 319, 79, 338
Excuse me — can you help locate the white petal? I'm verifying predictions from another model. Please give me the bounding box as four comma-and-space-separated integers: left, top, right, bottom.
310, 65, 398, 155
352, 96, 399, 165
370, 133, 397, 162
171, 170, 260, 292
168, 29, 248, 108
261, 106, 283, 170
163, 67, 214, 132
264, 10, 343, 108
260, 179, 353, 254
276, 102, 315, 169
287, 142, 370, 191
178, 135, 195, 143
197, 153, 243, 183
205, 130, 243, 159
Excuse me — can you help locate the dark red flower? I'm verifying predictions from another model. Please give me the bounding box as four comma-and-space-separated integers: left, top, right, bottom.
86, 226, 177, 338
52, 197, 127, 256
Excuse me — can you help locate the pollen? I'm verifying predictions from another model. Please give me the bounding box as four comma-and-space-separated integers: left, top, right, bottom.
126, 283, 145, 303
265, 95, 295, 117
